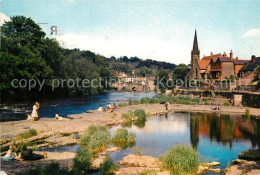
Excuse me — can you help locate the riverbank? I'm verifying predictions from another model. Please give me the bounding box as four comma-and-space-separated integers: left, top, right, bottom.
1, 103, 260, 174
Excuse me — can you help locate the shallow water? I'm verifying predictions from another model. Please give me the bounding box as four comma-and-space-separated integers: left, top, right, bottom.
0, 92, 156, 121
108, 112, 260, 170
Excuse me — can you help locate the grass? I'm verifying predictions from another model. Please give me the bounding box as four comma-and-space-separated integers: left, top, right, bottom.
149, 98, 160, 104
118, 103, 128, 107
131, 100, 141, 105
140, 169, 157, 175
100, 158, 117, 175
128, 132, 136, 143
134, 109, 146, 121
0, 139, 9, 145
121, 111, 137, 121
245, 109, 250, 117
223, 102, 231, 106
80, 125, 110, 153
73, 147, 92, 172
112, 128, 128, 142
163, 144, 198, 175
140, 97, 150, 104
16, 129, 37, 140
132, 146, 142, 156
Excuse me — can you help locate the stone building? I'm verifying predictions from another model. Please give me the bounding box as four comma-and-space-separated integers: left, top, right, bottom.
189, 30, 249, 80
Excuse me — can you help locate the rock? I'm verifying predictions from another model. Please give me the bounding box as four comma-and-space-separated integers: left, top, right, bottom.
238, 149, 260, 161
90, 155, 107, 170
200, 161, 220, 167
231, 159, 246, 165
118, 154, 162, 168
208, 168, 221, 173
197, 165, 209, 174
198, 162, 221, 174
107, 147, 121, 152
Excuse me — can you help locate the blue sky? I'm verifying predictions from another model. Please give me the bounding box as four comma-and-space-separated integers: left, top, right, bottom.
1, 0, 260, 64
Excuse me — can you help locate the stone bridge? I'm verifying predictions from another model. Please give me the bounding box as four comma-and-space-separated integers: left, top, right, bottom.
112, 82, 148, 92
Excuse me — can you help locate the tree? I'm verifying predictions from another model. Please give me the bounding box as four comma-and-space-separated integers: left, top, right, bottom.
172, 64, 190, 81
155, 68, 169, 93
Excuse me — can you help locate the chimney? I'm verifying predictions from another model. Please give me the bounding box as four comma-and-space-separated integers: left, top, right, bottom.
223, 52, 227, 57
211, 51, 213, 56
230, 50, 233, 58
252, 55, 256, 63
235, 57, 238, 60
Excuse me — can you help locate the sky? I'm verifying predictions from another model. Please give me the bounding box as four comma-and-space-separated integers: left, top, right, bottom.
1, 0, 260, 64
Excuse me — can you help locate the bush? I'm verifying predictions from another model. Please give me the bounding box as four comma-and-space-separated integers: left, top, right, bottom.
140, 97, 150, 104
128, 132, 136, 143
121, 111, 137, 121
163, 144, 198, 175
80, 125, 110, 153
26, 162, 70, 175
202, 98, 209, 102
16, 129, 37, 140
73, 147, 92, 172
223, 102, 231, 106
118, 103, 128, 107
134, 109, 146, 121
132, 146, 142, 156
245, 109, 250, 117
131, 100, 140, 105
140, 169, 157, 175
112, 128, 128, 142
149, 98, 160, 104
100, 158, 117, 175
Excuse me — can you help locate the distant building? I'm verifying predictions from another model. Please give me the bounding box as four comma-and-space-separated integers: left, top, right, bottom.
190, 30, 249, 80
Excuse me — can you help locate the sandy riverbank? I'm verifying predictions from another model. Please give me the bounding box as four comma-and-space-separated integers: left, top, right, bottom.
1, 103, 260, 174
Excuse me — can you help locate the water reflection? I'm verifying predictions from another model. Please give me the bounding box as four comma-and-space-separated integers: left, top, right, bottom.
190, 113, 260, 149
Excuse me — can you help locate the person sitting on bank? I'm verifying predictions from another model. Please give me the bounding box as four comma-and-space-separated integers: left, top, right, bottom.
107, 103, 112, 109
2, 145, 16, 161
97, 105, 103, 111
28, 102, 40, 121
55, 113, 70, 121
112, 103, 116, 109
20, 146, 44, 160
165, 102, 170, 110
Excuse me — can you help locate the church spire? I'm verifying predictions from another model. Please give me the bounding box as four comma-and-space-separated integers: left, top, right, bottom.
192, 29, 199, 54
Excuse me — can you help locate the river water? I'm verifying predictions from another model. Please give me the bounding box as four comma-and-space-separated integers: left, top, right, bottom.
0, 92, 157, 122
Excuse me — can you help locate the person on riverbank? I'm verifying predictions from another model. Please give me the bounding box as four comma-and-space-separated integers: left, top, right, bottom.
55, 113, 70, 121
165, 102, 170, 110
97, 105, 103, 111
20, 146, 44, 160
2, 146, 16, 161
112, 103, 116, 109
107, 103, 112, 109
129, 97, 131, 106
28, 102, 40, 121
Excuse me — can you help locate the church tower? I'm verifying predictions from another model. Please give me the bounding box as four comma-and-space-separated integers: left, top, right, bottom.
190, 30, 200, 79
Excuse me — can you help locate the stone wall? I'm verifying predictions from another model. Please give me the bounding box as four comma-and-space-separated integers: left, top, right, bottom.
222, 62, 234, 79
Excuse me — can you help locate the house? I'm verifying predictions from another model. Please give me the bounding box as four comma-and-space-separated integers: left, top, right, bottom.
239, 55, 260, 77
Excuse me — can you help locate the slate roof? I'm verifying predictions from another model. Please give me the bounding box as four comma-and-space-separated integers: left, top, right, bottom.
240, 57, 260, 72
233, 60, 249, 65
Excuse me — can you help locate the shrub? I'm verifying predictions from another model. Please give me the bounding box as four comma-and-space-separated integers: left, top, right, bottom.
163, 144, 198, 175
245, 109, 250, 117
112, 128, 128, 142
140, 169, 157, 175
16, 129, 37, 140
223, 102, 231, 106
134, 109, 146, 121
202, 98, 209, 102
140, 97, 150, 104
131, 100, 140, 105
132, 146, 142, 156
26, 162, 70, 175
128, 132, 136, 143
149, 98, 160, 104
80, 125, 110, 153
118, 103, 128, 107
73, 147, 92, 172
122, 111, 137, 121
100, 158, 117, 175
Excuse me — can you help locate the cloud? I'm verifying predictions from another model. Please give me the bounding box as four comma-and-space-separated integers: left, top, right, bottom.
0, 12, 10, 26
55, 33, 190, 64
242, 28, 260, 39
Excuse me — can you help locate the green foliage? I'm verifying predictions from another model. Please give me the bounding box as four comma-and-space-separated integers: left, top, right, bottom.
140, 97, 150, 104
140, 169, 157, 175
134, 109, 146, 122
245, 109, 250, 117
122, 111, 137, 121
118, 103, 128, 107
172, 64, 190, 81
16, 129, 37, 140
132, 146, 142, 156
112, 128, 128, 142
26, 162, 70, 175
128, 132, 136, 143
163, 145, 198, 175
131, 100, 140, 105
0, 139, 9, 145
149, 98, 160, 104
80, 125, 110, 153
155, 68, 170, 93
100, 158, 117, 175
202, 98, 209, 102
73, 147, 92, 172
223, 102, 231, 106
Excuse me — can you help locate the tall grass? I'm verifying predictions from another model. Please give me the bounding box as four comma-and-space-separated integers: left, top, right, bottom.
80, 125, 110, 153
73, 147, 92, 172
112, 128, 128, 142
16, 129, 37, 140
100, 158, 117, 175
26, 162, 70, 175
163, 144, 198, 175
140, 97, 150, 104
131, 100, 140, 105
223, 102, 231, 106
118, 103, 128, 107
245, 109, 250, 117
149, 98, 160, 104
128, 132, 136, 143
121, 111, 137, 121
134, 109, 146, 121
